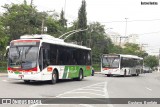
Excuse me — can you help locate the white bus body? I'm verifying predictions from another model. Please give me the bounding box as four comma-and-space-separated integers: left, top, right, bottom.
7, 34, 92, 83
101, 54, 143, 76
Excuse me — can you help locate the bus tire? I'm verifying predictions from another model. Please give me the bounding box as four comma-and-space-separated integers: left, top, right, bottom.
50, 70, 58, 84
136, 73, 139, 76
91, 70, 94, 76
77, 69, 83, 81
136, 70, 139, 76
124, 70, 127, 77
24, 80, 30, 83
106, 74, 110, 77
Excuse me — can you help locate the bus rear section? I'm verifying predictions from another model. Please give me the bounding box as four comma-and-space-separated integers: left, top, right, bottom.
101, 54, 121, 76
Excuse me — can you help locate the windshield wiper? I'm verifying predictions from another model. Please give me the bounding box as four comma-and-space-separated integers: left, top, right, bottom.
15, 46, 21, 58
24, 46, 32, 58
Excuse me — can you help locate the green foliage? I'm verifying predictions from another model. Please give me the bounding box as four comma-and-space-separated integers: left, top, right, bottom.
87, 22, 113, 64
59, 9, 67, 28
0, 61, 7, 72
92, 64, 101, 71
77, 0, 87, 46
110, 45, 123, 54
122, 43, 148, 58
2, 3, 42, 40
0, 17, 8, 51
46, 16, 63, 37
144, 55, 158, 69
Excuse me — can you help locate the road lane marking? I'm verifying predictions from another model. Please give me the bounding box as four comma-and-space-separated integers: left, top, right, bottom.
2, 80, 8, 82
77, 88, 102, 92
145, 87, 152, 91
104, 81, 108, 98
56, 82, 107, 98
30, 82, 113, 107
68, 92, 105, 97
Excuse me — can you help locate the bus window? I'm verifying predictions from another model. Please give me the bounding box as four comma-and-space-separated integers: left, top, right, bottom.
42, 43, 50, 68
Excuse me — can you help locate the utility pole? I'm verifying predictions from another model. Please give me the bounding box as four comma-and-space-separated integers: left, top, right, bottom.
125, 18, 128, 37
140, 44, 148, 51
41, 19, 44, 34
64, 0, 67, 17
119, 36, 128, 46
30, 0, 33, 7
89, 29, 93, 48
40, 11, 55, 34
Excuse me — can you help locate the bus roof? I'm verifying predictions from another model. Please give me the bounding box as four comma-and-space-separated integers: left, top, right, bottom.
102, 54, 143, 60
12, 34, 91, 50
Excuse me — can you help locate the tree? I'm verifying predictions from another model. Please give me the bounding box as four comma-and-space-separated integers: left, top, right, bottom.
77, 0, 87, 46
46, 15, 63, 37
2, 2, 42, 41
59, 9, 67, 28
144, 55, 158, 69
87, 22, 113, 64
122, 43, 148, 58
2, 1, 64, 40
0, 18, 8, 51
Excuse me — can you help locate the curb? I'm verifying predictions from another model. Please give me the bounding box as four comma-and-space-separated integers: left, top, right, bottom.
94, 72, 101, 74
0, 73, 7, 77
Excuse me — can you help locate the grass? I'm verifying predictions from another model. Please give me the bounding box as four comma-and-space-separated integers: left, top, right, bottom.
0, 61, 7, 73
92, 64, 101, 72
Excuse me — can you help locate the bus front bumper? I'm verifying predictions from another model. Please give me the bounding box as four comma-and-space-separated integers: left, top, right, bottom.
101, 70, 120, 75
8, 72, 52, 81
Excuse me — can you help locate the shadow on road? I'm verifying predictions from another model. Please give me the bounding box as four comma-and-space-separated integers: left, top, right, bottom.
102, 75, 144, 78
9, 78, 89, 86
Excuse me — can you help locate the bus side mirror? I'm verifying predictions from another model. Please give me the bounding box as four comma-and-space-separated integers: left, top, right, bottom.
4, 46, 9, 60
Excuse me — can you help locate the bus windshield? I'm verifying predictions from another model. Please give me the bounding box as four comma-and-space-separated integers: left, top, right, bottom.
102, 56, 120, 68
8, 44, 39, 70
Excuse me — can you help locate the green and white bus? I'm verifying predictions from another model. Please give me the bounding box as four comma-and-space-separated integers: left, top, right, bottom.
7, 34, 91, 84
101, 54, 143, 77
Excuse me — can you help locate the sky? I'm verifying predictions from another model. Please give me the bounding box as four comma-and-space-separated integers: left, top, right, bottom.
0, 0, 160, 55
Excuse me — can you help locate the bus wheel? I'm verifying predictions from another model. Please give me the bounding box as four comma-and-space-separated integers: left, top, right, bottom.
136, 73, 139, 76
24, 80, 30, 83
91, 70, 94, 76
136, 70, 139, 76
77, 69, 83, 81
106, 74, 110, 77
124, 70, 127, 77
50, 71, 58, 84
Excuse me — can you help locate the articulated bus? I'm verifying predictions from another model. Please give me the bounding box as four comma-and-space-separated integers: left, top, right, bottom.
101, 54, 143, 77
7, 34, 91, 84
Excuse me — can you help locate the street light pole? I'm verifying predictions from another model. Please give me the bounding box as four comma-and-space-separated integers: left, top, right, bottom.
64, 0, 67, 17
89, 29, 93, 48
41, 19, 44, 34
125, 18, 128, 37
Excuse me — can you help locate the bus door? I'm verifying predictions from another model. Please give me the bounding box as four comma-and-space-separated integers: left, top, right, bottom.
39, 43, 50, 70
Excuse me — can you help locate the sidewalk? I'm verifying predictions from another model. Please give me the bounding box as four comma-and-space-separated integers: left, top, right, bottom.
94, 71, 101, 74
0, 72, 7, 76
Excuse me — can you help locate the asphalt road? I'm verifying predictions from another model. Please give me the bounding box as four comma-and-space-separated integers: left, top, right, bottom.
0, 71, 160, 107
